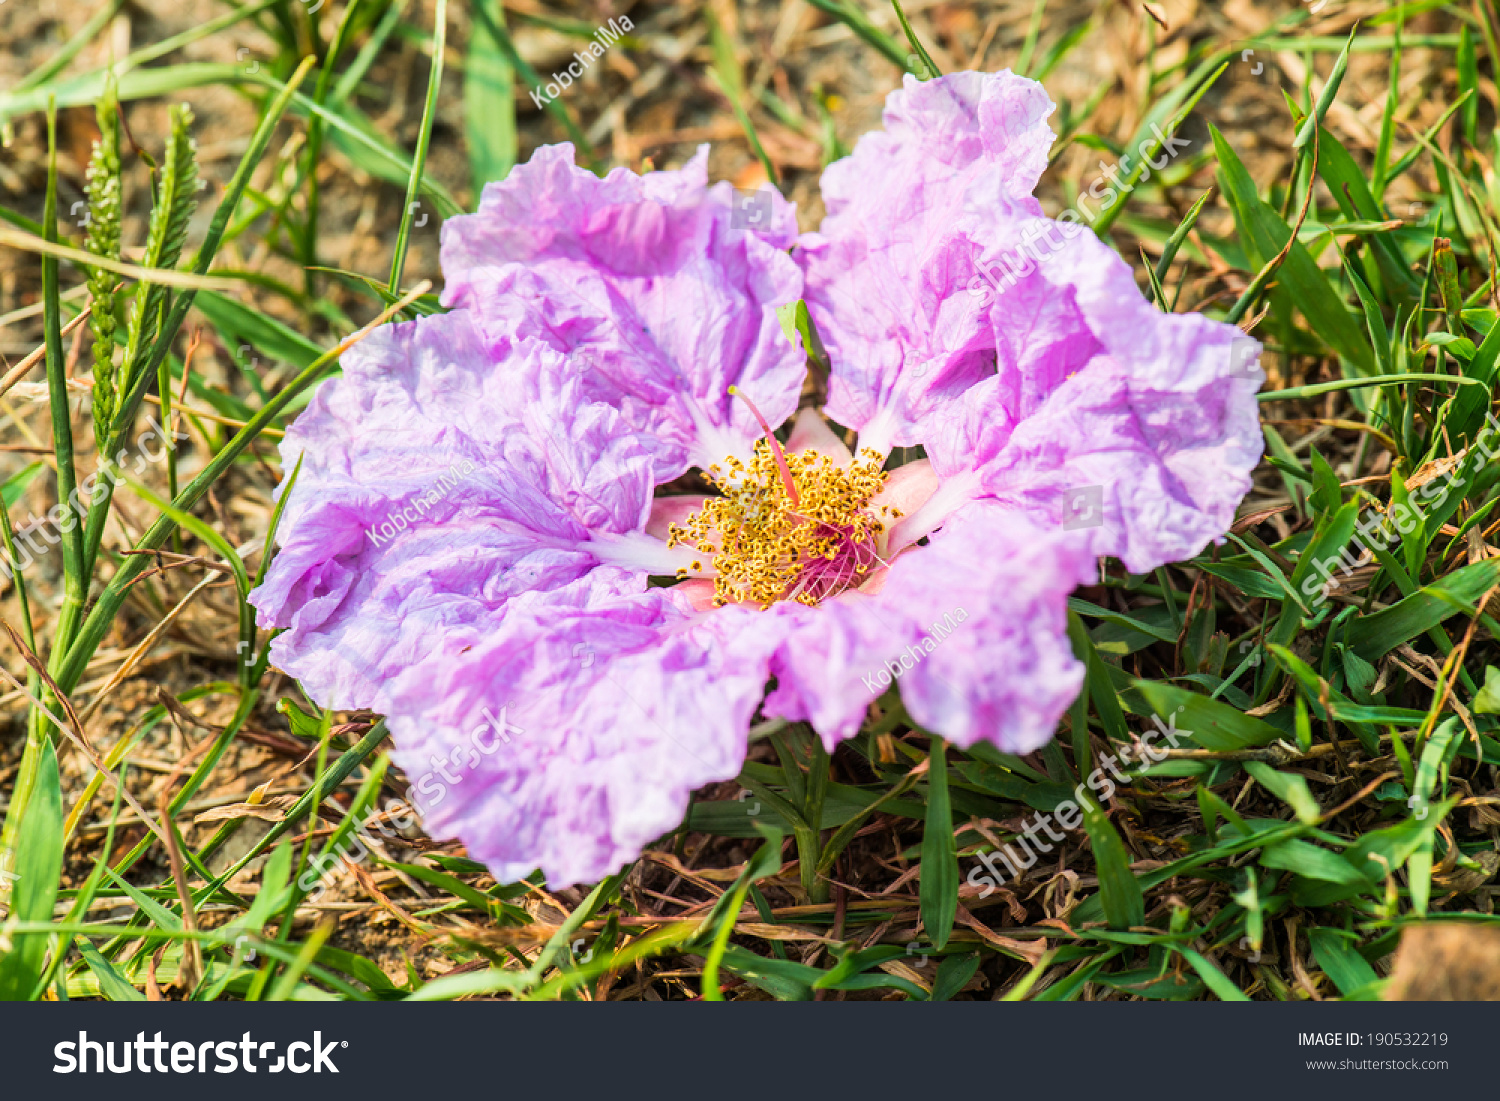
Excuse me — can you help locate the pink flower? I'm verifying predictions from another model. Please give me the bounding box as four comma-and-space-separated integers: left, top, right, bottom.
251, 71, 1261, 887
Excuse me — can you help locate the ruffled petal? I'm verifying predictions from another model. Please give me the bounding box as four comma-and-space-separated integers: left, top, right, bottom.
249, 310, 669, 709
383, 591, 783, 887
799, 70, 1057, 453
923, 222, 1263, 572
756, 501, 1092, 753
877, 501, 1093, 750
441, 144, 806, 478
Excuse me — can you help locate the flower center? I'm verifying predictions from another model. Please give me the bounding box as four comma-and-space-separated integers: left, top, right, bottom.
666, 437, 897, 608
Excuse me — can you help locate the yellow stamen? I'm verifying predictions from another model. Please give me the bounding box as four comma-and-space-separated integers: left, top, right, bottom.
666, 439, 897, 608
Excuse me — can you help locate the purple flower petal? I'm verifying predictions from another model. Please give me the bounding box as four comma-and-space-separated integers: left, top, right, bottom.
249, 310, 675, 709
441, 143, 805, 478
874, 501, 1093, 750
799, 71, 1056, 453
383, 591, 783, 888
921, 224, 1263, 571
756, 501, 1093, 752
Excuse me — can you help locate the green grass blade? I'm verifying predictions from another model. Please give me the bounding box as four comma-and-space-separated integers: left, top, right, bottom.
466, 0, 517, 196
1258, 373, 1484, 401
1308, 928, 1380, 997
1089, 60, 1226, 236
890, 0, 940, 78
1347, 559, 1500, 661
803, 0, 912, 72
6, 0, 126, 100
76, 940, 147, 1002
1079, 788, 1143, 931
919, 738, 958, 950
1133, 682, 1285, 751
707, 11, 778, 184
1015, 0, 1047, 76
0, 741, 63, 1000
1372, 14, 1402, 196
468, 0, 597, 166
40, 99, 86, 632
1152, 187, 1212, 300
1292, 25, 1356, 150
389, 0, 447, 293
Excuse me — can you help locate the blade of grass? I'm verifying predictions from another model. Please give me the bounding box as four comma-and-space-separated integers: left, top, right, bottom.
265, 921, 336, 1001
0, 228, 241, 291
334, 0, 412, 104
468, 0, 597, 167
706, 11, 777, 184
1258, 373, 1486, 401
41, 100, 86, 631
1153, 187, 1212, 303
919, 739, 958, 950
1015, 0, 1047, 76
0, 741, 62, 1000
1089, 59, 1227, 236
389, 0, 447, 293
803, 0, 912, 72
1079, 787, 1144, 931
701, 828, 783, 1000
1372, 13, 1403, 197
303, 0, 367, 299
466, 0, 517, 195
1, 103, 88, 869
891, 0, 940, 78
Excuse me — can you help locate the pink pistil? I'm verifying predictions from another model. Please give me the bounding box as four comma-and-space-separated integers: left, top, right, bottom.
728, 385, 800, 506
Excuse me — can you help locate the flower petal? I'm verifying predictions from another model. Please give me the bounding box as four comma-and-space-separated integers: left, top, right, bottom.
249, 311, 668, 709
756, 500, 1091, 753
441, 143, 806, 478
799, 70, 1057, 453
878, 501, 1093, 751
924, 222, 1263, 571
384, 591, 781, 887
